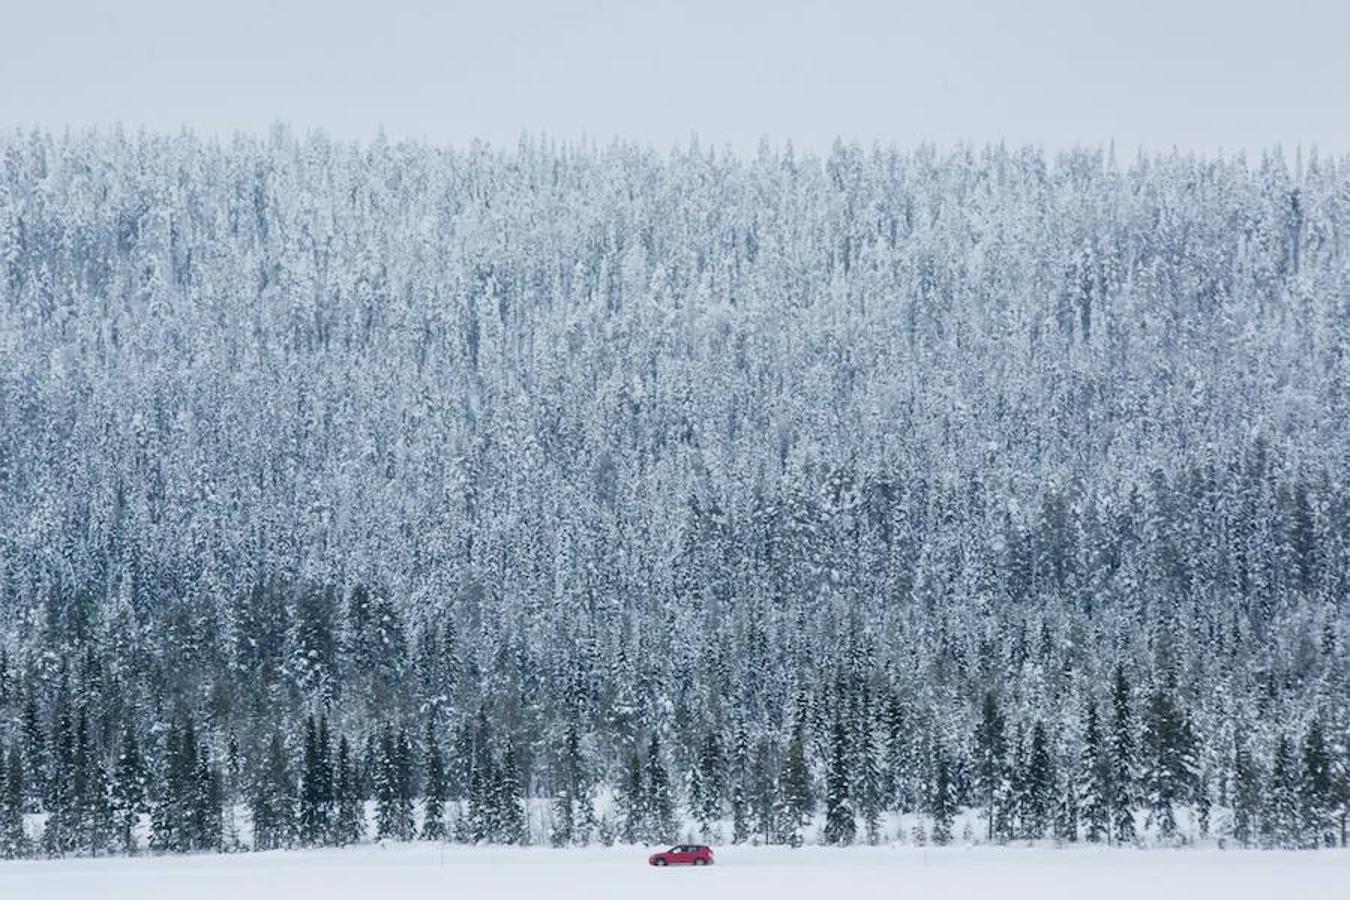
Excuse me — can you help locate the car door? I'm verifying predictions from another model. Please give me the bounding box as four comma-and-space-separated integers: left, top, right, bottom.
672, 845, 694, 864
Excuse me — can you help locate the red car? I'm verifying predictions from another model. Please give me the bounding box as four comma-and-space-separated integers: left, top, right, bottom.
648, 844, 715, 866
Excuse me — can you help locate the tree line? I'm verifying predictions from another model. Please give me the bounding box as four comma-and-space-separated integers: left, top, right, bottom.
0, 611, 1343, 858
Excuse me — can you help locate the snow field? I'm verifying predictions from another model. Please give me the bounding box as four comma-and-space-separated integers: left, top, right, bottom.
3, 843, 1346, 900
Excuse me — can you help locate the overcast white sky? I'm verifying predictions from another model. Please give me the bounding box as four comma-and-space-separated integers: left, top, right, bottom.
2, 0, 1348, 154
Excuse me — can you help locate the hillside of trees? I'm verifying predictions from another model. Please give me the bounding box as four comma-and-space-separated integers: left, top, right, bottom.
0, 130, 1345, 858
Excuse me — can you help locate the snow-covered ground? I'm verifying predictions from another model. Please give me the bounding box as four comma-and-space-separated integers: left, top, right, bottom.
3, 843, 1346, 900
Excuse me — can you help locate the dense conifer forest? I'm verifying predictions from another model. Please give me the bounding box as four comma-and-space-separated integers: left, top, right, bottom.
0, 131, 1345, 857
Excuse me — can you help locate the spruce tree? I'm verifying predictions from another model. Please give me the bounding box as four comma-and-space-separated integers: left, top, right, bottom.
467, 709, 495, 843
1300, 718, 1333, 848
496, 739, 527, 844
974, 691, 1008, 842
72, 709, 106, 855
111, 726, 147, 854
298, 715, 334, 845
731, 778, 750, 845
620, 747, 644, 844
151, 720, 191, 853
1054, 768, 1079, 843
222, 735, 243, 851
696, 728, 723, 840
779, 730, 813, 840
333, 736, 365, 846
374, 724, 396, 841
252, 732, 296, 851
43, 705, 77, 856
21, 697, 45, 814
1265, 734, 1300, 849
1232, 737, 1261, 848
754, 740, 781, 844
0, 745, 28, 858
1109, 666, 1137, 844
421, 720, 448, 841
298, 717, 322, 845
191, 746, 223, 853
1024, 721, 1055, 839
550, 785, 574, 847
1195, 770, 1211, 840
469, 748, 498, 843
823, 711, 855, 846
1142, 684, 1193, 842
729, 719, 751, 844
645, 734, 675, 844
1080, 700, 1110, 843
930, 745, 956, 846
550, 723, 585, 847
883, 692, 911, 813
375, 724, 415, 842
83, 755, 112, 856
858, 712, 883, 845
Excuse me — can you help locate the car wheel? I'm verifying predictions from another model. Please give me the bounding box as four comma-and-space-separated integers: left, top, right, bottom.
654, 859, 667, 866
694, 859, 706, 866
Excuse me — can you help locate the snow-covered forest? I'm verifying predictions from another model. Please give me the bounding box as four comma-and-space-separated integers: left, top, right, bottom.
0, 130, 1345, 858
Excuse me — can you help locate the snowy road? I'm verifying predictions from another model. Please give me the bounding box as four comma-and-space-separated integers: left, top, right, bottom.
3, 844, 1346, 900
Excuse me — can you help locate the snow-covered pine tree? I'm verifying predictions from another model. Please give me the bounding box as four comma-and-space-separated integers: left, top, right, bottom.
1024, 721, 1056, 840
1231, 737, 1262, 848
549, 784, 574, 847
645, 734, 675, 844
549, 722, 579, 847
823, 709, 856, 846
696, 727, 724, 841
729, 718, 751, 844
974, 691, 1008, 842
0, 746, 28, 858
882, 691, 913, 814
619, 747, 644, 844
495, 739, 527, 845
860, 727, 883, 845
191, 744, 224, 853
1054, 767, 1079, 844
1195, 769, 1211, 840
110, 726, 147, 854
930, 744, 956, 846
467, 708, 495, 843
1264, 734, 1300, 849
82, 754, 112, 856
779, 730, 813, 842
374, 724, 415, 842
298, 716, 330, 846
1142, 682, 1194, 842
20, 698, 46, 817
333, 736, 365, 846
223, 735, 244, 851
251, 732, 296, 851
1299, 718, 1333, 848
42, 705, 77, 856
1080, 699, 1109, 843
1008, 723, 1028, 839
1109, 666, 1137, 844
150, 719, 196, 853
421, 720, 448, 841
